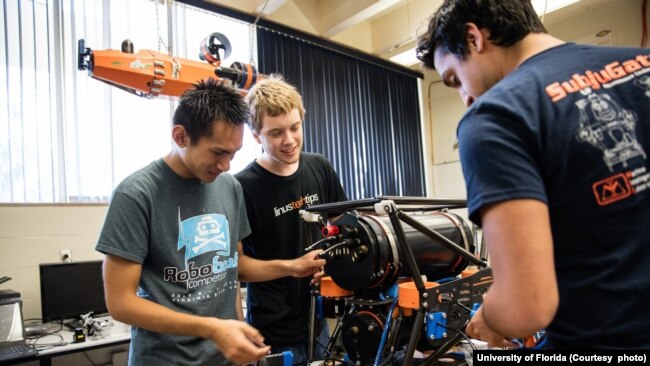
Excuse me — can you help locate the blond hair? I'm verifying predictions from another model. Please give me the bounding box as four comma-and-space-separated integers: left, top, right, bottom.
244, 74, 305, 133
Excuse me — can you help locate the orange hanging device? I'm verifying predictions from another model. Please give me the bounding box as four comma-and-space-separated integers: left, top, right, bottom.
77, 33, 263, 99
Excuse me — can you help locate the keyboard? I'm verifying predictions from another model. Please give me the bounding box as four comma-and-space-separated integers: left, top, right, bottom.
0, 343, 37, 361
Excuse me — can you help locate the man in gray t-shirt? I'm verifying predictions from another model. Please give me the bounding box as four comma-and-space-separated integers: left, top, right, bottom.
96, 79, 270, 365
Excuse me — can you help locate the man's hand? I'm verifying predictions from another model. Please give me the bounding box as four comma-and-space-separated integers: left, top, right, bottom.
205, 318, 270, 364
310, 266, 326, 285
289, 250, 327, 278
466, 306, 517, 348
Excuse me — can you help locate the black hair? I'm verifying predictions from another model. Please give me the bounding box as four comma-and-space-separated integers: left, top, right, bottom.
172, 78, 249, 144
416, 0, 547, 69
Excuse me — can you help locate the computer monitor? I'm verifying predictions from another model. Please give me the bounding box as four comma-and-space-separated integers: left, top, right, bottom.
39, 260, 108, 323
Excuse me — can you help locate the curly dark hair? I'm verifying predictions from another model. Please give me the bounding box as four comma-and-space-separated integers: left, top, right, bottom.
416, 0, 546, 69
172, 78, 249, 144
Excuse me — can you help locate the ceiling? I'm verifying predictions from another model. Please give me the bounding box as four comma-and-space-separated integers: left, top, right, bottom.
204, 0, 615, 68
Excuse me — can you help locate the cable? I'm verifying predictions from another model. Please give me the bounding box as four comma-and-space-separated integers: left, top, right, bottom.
318, 239, 356, 258
249, 0, 271, 64
154, 0, 171, 56
311, 337, 345, 363
377, 311, 404, 366
373, 298, 398, 366
27, 320, 68, 350
453, 301, 473, 313
311, 337, 346, 363
540, 0, 549, 24
304, 236, 337, 252
82, 350, 98, 366
437, 321, 476, 352
29, 332, 67, 351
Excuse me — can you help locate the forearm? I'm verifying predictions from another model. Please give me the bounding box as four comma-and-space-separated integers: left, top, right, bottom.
480, 199, 559, 338
108, 291, 220, 339
238, 254, 291, 282
103, 255, 269, 364
104, 255, 224, 338
481, 286, 548, 338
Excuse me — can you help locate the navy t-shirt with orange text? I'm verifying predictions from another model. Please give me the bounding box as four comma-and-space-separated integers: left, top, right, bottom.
458, 43, 650, 348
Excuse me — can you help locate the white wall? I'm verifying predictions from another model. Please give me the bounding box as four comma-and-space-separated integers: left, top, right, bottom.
0, 205, 129, 366
0, 205, 107, 320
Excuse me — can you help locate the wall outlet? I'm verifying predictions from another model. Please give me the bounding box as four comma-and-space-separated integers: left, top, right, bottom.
60, 249, 72, 263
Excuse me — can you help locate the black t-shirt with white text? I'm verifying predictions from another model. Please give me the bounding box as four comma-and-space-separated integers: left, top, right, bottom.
235, 152, 347, 348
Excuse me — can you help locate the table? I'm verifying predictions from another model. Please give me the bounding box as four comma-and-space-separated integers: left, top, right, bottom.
14, 317, 131, 366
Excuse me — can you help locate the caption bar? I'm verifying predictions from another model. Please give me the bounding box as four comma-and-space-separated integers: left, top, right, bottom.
474, 350, 647, 365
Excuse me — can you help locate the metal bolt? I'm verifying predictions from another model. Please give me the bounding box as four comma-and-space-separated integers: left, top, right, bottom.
422, 293, 428, 298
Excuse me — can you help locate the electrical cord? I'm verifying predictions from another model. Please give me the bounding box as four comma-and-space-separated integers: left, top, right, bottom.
452, 300, 473, 314
26, 320, 67, 350
82, 350, 98, 366
318, 239, 357, 258
28, 333, 67, 351
308, 335, 347, 364
437, 322, 476, 352
304, 236, 337, 252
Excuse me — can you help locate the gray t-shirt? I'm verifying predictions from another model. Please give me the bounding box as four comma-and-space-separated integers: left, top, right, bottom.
96, 159, 250, 365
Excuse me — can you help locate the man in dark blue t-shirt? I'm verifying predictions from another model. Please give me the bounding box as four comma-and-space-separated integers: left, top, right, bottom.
416, 0, 650, 349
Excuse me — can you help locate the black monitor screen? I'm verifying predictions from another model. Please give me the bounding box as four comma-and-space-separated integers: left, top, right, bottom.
39, 260, 107, 322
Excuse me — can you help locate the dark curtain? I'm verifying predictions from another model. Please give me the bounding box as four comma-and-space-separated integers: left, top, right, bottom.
257, 29, 426, 199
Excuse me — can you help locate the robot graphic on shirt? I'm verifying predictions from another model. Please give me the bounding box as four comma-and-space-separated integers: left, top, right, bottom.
178, 213, 231, 263
634, 74, 650, 98
575, 90, 646, 172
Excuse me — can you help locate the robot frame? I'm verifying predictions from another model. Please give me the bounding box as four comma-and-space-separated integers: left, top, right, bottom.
300, 196, 493, 366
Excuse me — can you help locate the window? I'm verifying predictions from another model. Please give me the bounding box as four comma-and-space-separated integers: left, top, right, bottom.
0, 0, 260, 203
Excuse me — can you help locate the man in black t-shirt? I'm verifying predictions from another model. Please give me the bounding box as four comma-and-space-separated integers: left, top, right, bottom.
236, 75, 348, 364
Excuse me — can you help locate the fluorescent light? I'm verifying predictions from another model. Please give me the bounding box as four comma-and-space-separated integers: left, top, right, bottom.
389, 47, 419, 66
531, 0, 581, 15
